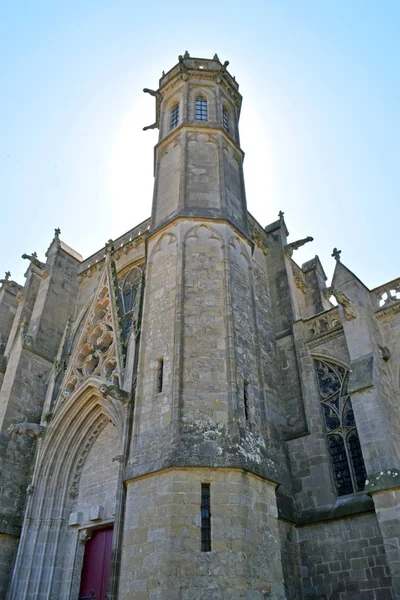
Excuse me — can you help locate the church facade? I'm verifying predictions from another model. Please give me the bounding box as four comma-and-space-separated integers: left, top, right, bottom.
1, 54, 400, 599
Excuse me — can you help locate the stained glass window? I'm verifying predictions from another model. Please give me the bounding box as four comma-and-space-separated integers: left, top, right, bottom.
195, 97, 208, 121
118, 267, 143, 339
314, 359, 367, 496
171, 104, 179, 129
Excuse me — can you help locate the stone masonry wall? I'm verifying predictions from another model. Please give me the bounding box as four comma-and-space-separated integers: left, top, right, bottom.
297, 513, 393, 599
61, 422, 121, 599
0, 533, 18, 599
120, 468, 285, 600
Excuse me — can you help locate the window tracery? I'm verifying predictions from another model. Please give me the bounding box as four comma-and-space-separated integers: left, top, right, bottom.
118, 266, 143, 339
195, 96, 208, 121
314, 359, 367, 496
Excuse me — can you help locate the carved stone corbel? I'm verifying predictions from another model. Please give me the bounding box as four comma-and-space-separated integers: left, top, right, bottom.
8, 422, 45, 438
378, 345, 391, 361
79, 529, 92, 544
100, 384, 130, 405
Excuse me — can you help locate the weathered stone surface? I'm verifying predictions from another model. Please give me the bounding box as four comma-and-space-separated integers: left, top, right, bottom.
1, 53, 400, 599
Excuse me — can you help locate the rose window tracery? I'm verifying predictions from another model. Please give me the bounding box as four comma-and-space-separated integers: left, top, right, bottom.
314, 359, 367, 496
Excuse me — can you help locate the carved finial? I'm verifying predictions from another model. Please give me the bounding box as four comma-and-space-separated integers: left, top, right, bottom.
278, 210, 284, 220
332, 248, 341, 262
184, 50, 190, 58
213, 53, 219, 61
5, 271, 10, 281
54, 227, 61, 237
162, 70, 165, 76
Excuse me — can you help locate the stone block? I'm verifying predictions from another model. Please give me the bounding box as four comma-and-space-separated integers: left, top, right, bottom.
68, 512, 82, 527
89, 505, 104, 521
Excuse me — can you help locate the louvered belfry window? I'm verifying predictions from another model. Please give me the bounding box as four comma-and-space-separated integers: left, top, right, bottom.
314, 359, 367, 496
195, 97, 208, 121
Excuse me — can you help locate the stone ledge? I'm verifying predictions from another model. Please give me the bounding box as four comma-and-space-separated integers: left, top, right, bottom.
124, 439, 281, 486
364, 470, 400, 494
293, 493, 374, 526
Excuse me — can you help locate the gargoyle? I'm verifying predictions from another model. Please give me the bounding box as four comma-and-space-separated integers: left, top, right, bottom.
143, 88, 164, 131
8, 422, 44, 438
100, 384, 130, 404
284, 236, 314, 257
328, 288, 357, 321
22, 252, 46, 271
219, 60, 230, 75
0, 277, 20, 292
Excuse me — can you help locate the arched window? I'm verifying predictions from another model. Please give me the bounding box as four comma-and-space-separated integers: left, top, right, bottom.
171, 104, 179, 129
223, 107, 229, 131
195, 96, 208, 121
118, 266, 143, 338
314, 359, 367, 496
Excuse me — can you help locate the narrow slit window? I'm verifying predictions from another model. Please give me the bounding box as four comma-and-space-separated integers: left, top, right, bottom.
156, 358, 164, 393
201, 483, 211, 551
171, 104, 179, 129
195, 97, 208, 121
243, 380, 249, 421
223, 108, 229, 131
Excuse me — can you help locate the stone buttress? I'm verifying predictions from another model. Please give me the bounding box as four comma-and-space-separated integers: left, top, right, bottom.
0, 232, 81, 597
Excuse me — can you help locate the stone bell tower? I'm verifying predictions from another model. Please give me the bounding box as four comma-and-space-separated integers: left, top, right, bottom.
119, 54, 287, 599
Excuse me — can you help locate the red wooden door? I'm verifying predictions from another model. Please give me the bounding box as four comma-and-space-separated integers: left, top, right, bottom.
79, 526, 113, 600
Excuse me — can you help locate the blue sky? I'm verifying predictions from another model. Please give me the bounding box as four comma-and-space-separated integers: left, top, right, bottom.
1, 1, 399, 287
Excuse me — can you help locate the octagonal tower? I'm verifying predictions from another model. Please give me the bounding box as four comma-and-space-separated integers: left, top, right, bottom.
120, 54, 287, 599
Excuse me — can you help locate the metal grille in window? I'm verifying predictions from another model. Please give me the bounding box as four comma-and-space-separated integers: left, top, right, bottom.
118, 267, 143, 339
171, 104, 179, 129
314, 359, 367, 496
201, 483, 211, 551
223, 108, 229, 131
195, 97, 208, 121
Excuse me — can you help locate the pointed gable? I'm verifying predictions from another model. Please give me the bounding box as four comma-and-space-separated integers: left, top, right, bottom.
59, 259, 125, 403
